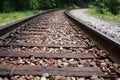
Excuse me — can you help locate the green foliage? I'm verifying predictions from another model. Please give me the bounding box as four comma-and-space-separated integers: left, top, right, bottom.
0, 10, 42, 23
109, 0, 120, 15
29, 0, 39, 10
0, 0, 15, 13
39, 0, 55, 9
14, 0, 30, 11
94, 0, 120, 15
0, 0, 94, 13
1, 0, 119, 15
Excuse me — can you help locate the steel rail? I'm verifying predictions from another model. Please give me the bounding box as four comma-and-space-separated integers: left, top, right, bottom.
65, 9, 120, 63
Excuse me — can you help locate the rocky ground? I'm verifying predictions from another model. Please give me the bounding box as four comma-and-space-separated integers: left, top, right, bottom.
70, 9, 120, 41
0, 10, 119, 80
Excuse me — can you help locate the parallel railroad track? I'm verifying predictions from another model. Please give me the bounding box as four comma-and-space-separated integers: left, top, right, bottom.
0, 10, 120, 80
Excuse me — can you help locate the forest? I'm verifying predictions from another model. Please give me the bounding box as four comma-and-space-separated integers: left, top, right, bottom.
0, 0, 120, 15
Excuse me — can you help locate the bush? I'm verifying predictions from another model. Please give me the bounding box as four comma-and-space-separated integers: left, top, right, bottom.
0, 0, 15, 13
94, 0, 120, 15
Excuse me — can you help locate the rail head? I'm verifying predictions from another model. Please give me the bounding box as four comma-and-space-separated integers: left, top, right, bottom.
65, 9, 120, 63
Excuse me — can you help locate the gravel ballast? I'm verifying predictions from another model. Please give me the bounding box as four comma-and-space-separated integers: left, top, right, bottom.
69, 9, 120, 41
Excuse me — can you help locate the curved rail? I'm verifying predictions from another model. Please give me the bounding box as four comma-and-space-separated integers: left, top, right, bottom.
65, 9, 120, 63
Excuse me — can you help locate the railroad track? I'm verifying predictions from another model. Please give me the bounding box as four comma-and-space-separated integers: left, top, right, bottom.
0, 10, 120, 80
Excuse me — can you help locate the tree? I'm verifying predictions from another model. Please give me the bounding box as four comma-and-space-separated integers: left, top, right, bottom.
29, 0, 39, 10
109, 0, 120, 15
0, 0, 119, 15
94, 0, 120, 15
0, 0, 15, 13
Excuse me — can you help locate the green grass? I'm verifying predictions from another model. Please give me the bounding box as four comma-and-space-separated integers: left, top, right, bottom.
0, 10, 44, 24
86, 9, 120, 21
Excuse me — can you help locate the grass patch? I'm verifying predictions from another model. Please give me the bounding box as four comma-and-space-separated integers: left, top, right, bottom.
0, 10, 44, 24
86, 9, 120, 21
